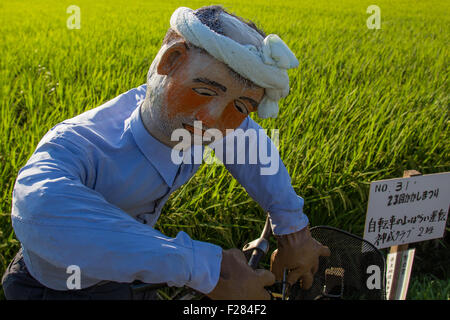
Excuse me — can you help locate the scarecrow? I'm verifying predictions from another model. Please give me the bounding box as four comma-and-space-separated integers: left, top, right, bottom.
2, 6, 330, 300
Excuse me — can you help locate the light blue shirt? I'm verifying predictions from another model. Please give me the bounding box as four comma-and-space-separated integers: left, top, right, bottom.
11, 84, 308, 294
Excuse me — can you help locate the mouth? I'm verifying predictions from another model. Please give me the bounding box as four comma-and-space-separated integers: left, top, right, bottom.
182, 123, 207, 136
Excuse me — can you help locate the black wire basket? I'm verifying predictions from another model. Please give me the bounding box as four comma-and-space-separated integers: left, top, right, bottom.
289, 226, 386, 300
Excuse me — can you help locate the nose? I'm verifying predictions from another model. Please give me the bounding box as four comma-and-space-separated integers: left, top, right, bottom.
194, 100, 228, 128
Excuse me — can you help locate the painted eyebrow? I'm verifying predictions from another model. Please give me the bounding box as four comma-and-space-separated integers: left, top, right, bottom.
193, 78, 227, 93
239, 96, 259, 110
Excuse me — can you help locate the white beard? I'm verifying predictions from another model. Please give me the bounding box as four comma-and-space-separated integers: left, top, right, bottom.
141, 69, 199, 148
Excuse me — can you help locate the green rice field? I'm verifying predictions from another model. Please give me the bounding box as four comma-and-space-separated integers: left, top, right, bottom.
0, 0, 449, 299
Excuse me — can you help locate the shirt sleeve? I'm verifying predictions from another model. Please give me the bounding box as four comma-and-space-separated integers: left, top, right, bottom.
11, 129, 222, 293
212, 116, 309, 236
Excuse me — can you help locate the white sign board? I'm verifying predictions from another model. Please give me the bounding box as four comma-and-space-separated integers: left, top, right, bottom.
364, 172, 450, 249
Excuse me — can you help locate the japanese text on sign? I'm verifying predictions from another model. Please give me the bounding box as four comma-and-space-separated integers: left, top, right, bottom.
364, 173, 450, 249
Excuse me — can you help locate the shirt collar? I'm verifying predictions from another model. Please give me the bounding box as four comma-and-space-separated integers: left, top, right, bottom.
129, 102, 180, 187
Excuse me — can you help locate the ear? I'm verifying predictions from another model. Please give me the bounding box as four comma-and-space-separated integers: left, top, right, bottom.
157, 41, 188, 76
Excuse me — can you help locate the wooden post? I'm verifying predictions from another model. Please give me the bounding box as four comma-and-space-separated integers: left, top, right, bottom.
387, 169, 422, 300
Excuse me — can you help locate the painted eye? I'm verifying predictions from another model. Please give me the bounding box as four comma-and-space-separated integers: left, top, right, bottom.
234, 100, 249, 115
192, 87, 218, 96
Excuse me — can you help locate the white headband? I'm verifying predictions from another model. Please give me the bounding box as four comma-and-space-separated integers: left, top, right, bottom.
169, 7, 299, 118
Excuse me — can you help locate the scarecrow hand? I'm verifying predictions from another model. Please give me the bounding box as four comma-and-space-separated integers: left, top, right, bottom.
207, 248, 275, 300
270, 226, 330, 289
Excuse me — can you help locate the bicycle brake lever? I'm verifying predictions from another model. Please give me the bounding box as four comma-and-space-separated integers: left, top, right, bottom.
243, 216, 272, 269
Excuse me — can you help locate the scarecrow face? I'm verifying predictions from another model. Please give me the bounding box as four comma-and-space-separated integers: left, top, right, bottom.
157, 42, 264, 141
